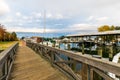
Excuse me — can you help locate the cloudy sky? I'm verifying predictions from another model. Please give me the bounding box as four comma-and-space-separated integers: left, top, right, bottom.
0, 0, 120, 34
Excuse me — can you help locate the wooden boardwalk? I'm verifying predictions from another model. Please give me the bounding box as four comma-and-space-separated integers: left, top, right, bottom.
10, 46, 68, 80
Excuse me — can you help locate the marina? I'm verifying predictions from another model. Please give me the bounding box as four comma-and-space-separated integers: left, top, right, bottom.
0, 0, 120, 80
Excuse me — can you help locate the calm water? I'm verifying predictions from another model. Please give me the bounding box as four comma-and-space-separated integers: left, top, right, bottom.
16, 32, 71, 38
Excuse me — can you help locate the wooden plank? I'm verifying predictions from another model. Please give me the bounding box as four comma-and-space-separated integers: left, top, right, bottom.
92, 68, 114, 80
10, 46, 68, 80
54, 61, 74, 64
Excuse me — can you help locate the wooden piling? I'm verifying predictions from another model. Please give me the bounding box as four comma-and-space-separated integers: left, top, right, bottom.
82, 43, 85, 54
97, 47, 102, 57
67, 43, 71, 50
109, 45, 113, 61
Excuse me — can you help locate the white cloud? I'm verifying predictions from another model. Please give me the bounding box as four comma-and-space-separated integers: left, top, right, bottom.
31, 12, 41, 18
23, 16, 29, 20
18, 23, 23, 26
87, 16, 108, 21
0, 0, 10, 16
46, 13, 64, 19
55, 14, 63, 19
0, 16, 13, 23
16, 12, 21, 17
69, 23, 97, 31
54, 23, 63, 26
96, 17, 108, 21
87, 16, 94, 21
46, 13, 52, 18
5, 23, 98, 33
36, 19, 41, 22
6, 27, 56, 33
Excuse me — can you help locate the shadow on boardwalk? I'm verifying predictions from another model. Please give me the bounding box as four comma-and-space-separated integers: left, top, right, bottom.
10, 46, 68, 80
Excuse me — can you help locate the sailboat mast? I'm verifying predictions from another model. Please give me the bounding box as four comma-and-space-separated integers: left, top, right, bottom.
44, 10, 46, 35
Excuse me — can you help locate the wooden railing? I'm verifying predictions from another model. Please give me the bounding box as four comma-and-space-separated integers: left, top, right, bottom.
26, 42, 120, 80
0, 43, 18, 80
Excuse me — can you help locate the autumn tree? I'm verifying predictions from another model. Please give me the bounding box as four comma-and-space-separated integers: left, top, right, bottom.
98, 25, 111, 32
98, 25, 116, 32
0, 24, 6, 41
0, 24, 18, 41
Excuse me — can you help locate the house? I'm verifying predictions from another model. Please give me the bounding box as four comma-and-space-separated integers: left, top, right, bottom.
31, 36, 43, 43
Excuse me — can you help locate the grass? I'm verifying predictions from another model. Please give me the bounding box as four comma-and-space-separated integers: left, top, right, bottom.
0, 41, 18, 50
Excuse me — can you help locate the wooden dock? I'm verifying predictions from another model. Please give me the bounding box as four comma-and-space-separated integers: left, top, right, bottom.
0, 42, 120, 80
10, 46, 68, 80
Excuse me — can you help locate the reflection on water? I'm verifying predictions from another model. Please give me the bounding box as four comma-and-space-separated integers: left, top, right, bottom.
58, 43, 82, 71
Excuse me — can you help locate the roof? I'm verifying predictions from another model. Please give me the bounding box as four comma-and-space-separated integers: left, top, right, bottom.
66, 30, 120, 37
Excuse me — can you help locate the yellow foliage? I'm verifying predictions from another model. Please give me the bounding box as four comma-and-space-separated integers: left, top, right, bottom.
98, 25, 112, 32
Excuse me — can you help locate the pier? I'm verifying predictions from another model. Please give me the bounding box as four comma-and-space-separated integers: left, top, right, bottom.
0, 41, 120, 80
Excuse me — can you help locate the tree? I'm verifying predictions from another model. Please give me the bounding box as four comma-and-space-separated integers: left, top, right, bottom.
110, 25, 115, 30
98, 25, 110, 32
0, 24, 6, 41
59, 36, 65, 39
11, 32, 17, 41
5, 32, 11, 41
115, 26, 120, 30
0, 24, 18, 41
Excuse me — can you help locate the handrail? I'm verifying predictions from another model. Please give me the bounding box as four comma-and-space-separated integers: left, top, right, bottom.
0, 42, 19, 80
27, 42, 120, 80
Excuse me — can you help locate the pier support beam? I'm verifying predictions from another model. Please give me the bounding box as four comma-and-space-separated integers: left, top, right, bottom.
82, 43, 85, 55
67, 43, 71, 50
108, 45, 113, 61
52, 43, 55, 47
97, 47, 102, 57
71, 60, 76, 72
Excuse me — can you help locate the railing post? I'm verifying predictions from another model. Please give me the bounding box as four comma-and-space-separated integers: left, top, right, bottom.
108, 45, 113, 61
90, 68, 93, 80
71, 59, 76, 72
1, 62, 6, 80
81, 63, 89, 80
51, 51, 55, 65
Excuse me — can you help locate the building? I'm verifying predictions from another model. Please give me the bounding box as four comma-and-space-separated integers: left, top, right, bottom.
31, 36, 43, 43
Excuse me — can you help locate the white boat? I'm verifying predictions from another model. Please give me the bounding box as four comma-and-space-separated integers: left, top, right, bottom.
108, 52, 120, 80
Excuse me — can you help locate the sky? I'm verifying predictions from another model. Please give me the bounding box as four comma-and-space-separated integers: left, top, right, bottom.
0, 0, 120, 34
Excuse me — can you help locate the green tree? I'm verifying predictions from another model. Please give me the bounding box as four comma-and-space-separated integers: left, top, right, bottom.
5, 32, 11, 41
115, 26, 120, 30
110, 25, 115, 30
59, 36, 65, 39
11, 32, 18, 41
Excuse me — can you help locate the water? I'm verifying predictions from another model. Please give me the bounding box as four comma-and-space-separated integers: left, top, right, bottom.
16, 32, 70, 38
59, 43, 82, 71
